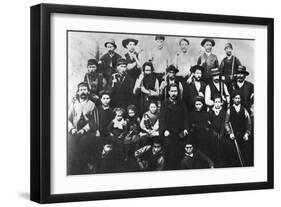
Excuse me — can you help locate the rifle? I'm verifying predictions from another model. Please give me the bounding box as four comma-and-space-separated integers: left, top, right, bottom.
229, 122, 244, 167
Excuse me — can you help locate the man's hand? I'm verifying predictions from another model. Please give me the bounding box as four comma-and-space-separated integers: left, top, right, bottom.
183, 129, 189, 136
77, 129, 85, 135
164, 130, 170, 137
243, 133, 249, 141
96, 130, 101, 137
229, 133, 235, 140
70, 128, 77, 135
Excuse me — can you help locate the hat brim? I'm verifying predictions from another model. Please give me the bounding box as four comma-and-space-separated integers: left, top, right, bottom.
236, 71, 250, 76
211, 72, 221, 76
122, 39, 139, 48
201, 39, 215, 47
190, 65, 204, 73
167, 69, 179, 73
104, 42, 117, 48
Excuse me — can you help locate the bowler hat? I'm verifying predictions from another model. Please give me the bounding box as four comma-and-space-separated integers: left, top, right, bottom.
122, 38, 138, 48
104, 39, 117, 48
116, 58, 128, 67
201, 38, 215, 47
166, 64, 179, 73
190, 65, 204, 73
210, 67, 221, 76
224, 42, 233, 50
235, 65, 249, 76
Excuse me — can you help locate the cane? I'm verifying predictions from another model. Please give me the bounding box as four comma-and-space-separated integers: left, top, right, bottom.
229, 122, 244, 167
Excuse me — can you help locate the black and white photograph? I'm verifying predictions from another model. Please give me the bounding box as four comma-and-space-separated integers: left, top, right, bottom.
67, 31, 254, 175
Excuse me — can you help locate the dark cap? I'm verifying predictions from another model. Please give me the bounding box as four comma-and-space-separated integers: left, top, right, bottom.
116, 58, 128, 67
235, 65, 249, 76
210, 67, 221, 76
190, 65, 204, 73
166, 64, 179, 73
224, 42, 233, 50
104, 39, 117, 48
87, 59, 98, 66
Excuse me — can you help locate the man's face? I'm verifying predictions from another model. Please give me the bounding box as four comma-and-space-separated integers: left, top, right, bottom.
101, 94, 111, 106
194, 70, 202, 81
185, 145, 193, 154
156, 39, 164, 49
117, 64, 127, 75
115, 111, 123, 121
233, 95, 241, 105
212, 75, 220, 83
149, 103, 158, 114
103, 144, 112, 154
236, 73, 246, 83
152, 143, 162, 154
204, 41, 213, 53
128, 109, 135, 118
195, 101, 203, 111
127, 42, 136, 53
168, 71, 176, 80
214, 98, 222, 109
106, 43, 115, 53
87, 64, 97, 73
77, 86, 89, 99
225, 47, 233, 56
144, 65, 152, 75
180, 41, 189, 53
168, 86, 178, 100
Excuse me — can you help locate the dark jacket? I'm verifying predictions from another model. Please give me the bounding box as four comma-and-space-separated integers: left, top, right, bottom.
99, 52, 122, 80
185, 81, 206, 111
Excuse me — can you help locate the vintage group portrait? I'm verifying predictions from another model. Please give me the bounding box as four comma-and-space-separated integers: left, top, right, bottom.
67, 31, 254, 175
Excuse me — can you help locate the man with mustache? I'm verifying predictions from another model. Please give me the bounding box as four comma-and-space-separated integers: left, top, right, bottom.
219, 43, 242, 87
99, 39, 122, 82
109, 58, 135, 109
68, 82, 99, 175
230, 65, 254, 116
159, 83, 189, 170
205, 67, 230, 109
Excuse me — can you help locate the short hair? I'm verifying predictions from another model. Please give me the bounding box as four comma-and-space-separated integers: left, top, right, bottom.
99, 91, 111, 99
149, 100, 158, 107
232, 91, 242, 99
213, 94, 222, 102
113, 107, 126, 116
155, 35, 165, 41
142, 61, 154, 72
179, 38, 190, 46
127, 104, 137, 113
77, 82, 89, 91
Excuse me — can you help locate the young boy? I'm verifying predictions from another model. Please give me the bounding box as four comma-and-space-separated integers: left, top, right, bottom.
106, 107, 128, 165
208, 94, 226, 166
123, 105, 141, 162
134, 136, 165, 171
95, 142, 116, 173
180, 143, 214, 169
140, 101, 159, 146
188, 96, 212, 159
84, 59, 107, 105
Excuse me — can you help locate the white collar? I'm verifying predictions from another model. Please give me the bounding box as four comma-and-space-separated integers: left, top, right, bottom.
185, 153, 194, 157
233, 104, 241, 112
237, 81, 245, 88
212, 106, 222, 115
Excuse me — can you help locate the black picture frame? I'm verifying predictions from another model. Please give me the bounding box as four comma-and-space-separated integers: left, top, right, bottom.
30, 3, 274, 204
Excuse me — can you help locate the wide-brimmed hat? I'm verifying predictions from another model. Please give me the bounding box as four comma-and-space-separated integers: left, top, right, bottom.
201, 38, 215, 47
166, 64, 179, 73
190, 65, 204, 73
104, 39, 117, 48
116, 58, 128, 67
235, 65, 249, 76
210, 67, 221, 76
122, 38, 138, 48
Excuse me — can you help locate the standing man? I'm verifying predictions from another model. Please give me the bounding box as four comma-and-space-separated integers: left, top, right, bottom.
109, 58, 135, 109
185, 65, 206, 111
219, 43, 242, 87
68, 82, 99, 174
99, 39, 122, 82
230, 65, 254, 116
159, 64, 184, 101
225, 92, 252, 167
122, 38, 142, 82
159, 83, 189, 170
173, 38, 195, 82
205, 67, 230, 109
197, 38, 219, 83
149, 35, 171, 84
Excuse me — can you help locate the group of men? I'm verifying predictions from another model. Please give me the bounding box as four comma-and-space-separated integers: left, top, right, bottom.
67, 36, 254, 175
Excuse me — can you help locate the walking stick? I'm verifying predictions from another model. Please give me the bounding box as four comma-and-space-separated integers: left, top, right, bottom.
229, 122, 244, 167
